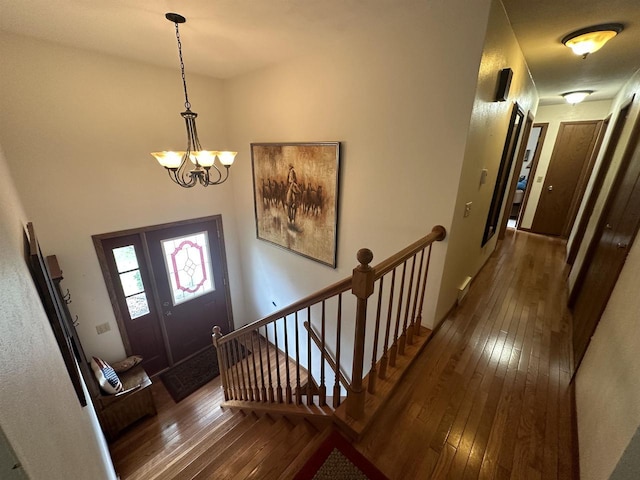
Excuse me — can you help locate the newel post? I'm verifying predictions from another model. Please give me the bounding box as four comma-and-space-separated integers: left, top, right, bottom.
212, 326, 229, 401
347, 248, 375, 420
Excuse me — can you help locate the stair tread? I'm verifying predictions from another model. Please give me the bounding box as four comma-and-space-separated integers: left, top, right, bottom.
242, 420, 321, 480
190, 414, 282, 479
138, 408, 241, 480
156, 412, 259, 480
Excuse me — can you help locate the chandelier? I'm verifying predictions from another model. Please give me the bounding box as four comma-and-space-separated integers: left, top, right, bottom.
151, 13, 236, 188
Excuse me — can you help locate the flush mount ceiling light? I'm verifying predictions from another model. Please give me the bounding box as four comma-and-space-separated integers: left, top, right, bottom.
151, 13, 236, 188
562, 91, 594, 104
561, 23, 624, 59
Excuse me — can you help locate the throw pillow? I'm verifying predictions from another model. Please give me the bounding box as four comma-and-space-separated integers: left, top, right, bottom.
90, 356, 124, 395
111, 355, 143, 373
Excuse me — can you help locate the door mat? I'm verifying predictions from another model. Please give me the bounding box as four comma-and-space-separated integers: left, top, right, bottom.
294, 430, 389, 480
160, 342, 248, 403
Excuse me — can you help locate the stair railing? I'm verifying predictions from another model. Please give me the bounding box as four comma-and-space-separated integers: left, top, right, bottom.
212, 225, 446, 419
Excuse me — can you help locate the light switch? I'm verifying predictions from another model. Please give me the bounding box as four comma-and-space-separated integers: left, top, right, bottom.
464, 202, 472, 217
480, 169, 488, 185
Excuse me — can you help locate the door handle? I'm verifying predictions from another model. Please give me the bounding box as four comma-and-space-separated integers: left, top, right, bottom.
165, 310, 173, 316
547, 185, 553, 191
605, 223, 613, 229
617, 242, 628, 249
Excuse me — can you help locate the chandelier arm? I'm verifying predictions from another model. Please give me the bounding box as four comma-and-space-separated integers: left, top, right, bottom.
205, 163, 224, 185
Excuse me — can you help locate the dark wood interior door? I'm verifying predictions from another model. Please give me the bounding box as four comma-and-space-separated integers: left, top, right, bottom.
571, 117, 640, 369
145, 217, 232, 364
531, 121, 602, 236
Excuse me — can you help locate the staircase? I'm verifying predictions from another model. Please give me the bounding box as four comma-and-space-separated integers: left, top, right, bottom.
212, 225, 447, 439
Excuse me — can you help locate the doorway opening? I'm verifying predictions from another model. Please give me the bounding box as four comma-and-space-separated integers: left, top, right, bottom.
93, 215, 234, 376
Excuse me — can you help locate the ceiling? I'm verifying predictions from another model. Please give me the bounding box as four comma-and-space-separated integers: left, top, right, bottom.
1, 0, 639, 106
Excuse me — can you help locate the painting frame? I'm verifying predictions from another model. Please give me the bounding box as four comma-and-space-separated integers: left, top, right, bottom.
251, 142, 340, 268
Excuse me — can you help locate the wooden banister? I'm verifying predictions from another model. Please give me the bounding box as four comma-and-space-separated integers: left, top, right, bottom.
212, 224, 447, 423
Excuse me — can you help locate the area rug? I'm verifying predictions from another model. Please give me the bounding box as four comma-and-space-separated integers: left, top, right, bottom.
294, 430, 389, 480
160, 342, 248, 403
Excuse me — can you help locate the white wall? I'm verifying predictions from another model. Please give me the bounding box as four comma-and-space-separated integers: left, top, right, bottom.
0, 146, 116, 479
225, 0, 492, 334
519, 100, 612, 230
573, 69, 640, 480
0, 33, 246, 363
436, 0, 538, 320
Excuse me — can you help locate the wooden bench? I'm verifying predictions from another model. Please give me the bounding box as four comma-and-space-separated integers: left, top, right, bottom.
93, 364, 157, 441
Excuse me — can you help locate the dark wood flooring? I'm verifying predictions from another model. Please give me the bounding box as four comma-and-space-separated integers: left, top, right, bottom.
110, 229, 577, 479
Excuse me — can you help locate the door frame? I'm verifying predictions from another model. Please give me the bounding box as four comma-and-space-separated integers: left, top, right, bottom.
517, 123, 548, 231
569, 106, 640, 308
569, 108, 640, 369
567, 95, 635, 265
530, 120, 603, 237
93, 215, 234, 367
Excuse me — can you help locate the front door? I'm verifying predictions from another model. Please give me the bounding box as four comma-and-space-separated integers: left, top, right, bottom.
146, 218, 232, 364
531, 121, 602, 237
94, 216, 233, 375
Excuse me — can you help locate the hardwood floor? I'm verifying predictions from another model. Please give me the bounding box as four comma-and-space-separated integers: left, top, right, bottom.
110, 229, 577, 479
356, 229, 576, 479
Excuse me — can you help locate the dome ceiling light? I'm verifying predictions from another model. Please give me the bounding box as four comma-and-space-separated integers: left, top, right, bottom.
562, 91, 594, 104
561, 23, 624, 59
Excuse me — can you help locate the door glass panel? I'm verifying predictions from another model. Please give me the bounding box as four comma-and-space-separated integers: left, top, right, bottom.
119, 270, 144, 297
113, 245, 139, 272
111, 244, 150, 320
126, 292, 151, 319
161, 231, 215, 306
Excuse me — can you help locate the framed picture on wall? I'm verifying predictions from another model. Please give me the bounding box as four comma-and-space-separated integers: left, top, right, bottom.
251, 142, 340, 267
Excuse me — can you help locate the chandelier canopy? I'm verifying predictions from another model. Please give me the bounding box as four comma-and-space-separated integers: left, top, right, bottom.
151, 13, 236, 188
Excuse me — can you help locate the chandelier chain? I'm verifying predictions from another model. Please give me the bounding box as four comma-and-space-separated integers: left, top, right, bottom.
174, 21, 191, 110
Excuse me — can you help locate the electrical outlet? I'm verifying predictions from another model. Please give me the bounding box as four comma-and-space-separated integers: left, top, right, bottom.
96, 322, 111, 335
464, 202, 472, 217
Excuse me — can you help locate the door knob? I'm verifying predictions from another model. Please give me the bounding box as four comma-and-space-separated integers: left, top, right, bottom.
617, 242, 628, 249
605, 223, 613, 230
165, 310, 173, 316
547, 185, 553, 191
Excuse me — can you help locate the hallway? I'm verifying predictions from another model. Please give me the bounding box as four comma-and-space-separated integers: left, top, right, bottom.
357, 229, 576, 479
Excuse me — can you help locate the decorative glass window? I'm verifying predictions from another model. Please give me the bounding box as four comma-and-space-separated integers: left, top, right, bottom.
161, 231, 215, 306
112, 245, 150, 320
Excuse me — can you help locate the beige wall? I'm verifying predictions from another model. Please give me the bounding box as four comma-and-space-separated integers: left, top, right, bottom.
0, 33, 246, 363
0, 146, 115, 479
225, 0, 492, 335
436, 0, 538, 319
574, 69, 640, 480
519, 100, 612, 230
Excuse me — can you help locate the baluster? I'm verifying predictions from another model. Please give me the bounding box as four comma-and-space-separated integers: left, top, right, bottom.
347, 249, 374, 420
212, 326, 229, 401
265, 325, 274, 402
333, 294, 342, 408
407, 249, 426, 345
295, 311, 302, 405
234, 336, 248, 400
379, 269, 396, 379
257, 327, 267, 402
307, 306, 313, 406
399, 255, 418, 355
319, 301, 327, 406
396, 260, 407, 355
242, 333, 254, 401
250, 331, 260, 401
274, 322, 283, 403
415, 244, 434, 337
368, 277, 384, 394
224, 342, 238, 400
390, 261, 407, 367
284, 315, 292, 404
